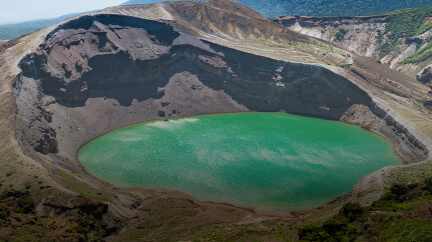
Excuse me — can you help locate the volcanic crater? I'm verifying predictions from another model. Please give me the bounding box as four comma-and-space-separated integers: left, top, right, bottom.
15, 14, 393, 164
2, 0, 432, 239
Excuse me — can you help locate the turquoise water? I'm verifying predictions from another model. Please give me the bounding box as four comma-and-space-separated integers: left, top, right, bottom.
78, 112, 401, 211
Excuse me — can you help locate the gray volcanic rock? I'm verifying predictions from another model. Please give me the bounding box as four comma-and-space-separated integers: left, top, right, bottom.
19, 15, 182, 104
416, 65, 432, 87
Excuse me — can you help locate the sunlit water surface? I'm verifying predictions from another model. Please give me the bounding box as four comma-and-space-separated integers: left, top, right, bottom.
78, 112, 401, 211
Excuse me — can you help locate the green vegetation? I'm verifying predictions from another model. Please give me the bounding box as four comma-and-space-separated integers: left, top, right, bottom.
417, 18, 432, 36
0, 189, 106, 241
5, 171, 15, 177
400, 36, 432, 63
334, 27, 348, 41
376, 29, 383, 43
379, 41, 401, 58
298, 176, 432, 241
298, 202, 362, 241
375, 6, 432, 61
425, 176, 432, 192
385, 7, 432, 41
58, 169, 114, 202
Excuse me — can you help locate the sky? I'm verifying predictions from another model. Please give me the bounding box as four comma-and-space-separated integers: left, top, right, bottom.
0, 0, 126, 24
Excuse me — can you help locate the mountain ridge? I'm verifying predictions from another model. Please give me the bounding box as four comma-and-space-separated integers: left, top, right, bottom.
2, 0, 432, 40
122, 0, 432, 18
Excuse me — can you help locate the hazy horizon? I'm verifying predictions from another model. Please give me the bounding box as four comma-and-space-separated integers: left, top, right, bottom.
0, 0, 126, 25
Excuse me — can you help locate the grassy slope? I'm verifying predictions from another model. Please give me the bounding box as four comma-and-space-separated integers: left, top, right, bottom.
378, 7, 432, 62
292, 0, 432, 17
298, 174, 432, 242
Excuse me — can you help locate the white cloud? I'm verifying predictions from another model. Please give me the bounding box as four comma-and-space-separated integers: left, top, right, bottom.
0, 0, 126, 24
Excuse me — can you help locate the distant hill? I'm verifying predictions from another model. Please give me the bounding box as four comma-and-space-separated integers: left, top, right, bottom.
121, 0, 432, 18
290, 0, 432, 17
0, 12, 88, 40
2, 0, 432, 40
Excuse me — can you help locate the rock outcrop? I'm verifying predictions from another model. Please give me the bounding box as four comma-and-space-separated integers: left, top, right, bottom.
417, 64, 432, 87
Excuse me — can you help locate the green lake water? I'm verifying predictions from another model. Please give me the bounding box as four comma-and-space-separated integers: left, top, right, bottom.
78, 112, 401, 211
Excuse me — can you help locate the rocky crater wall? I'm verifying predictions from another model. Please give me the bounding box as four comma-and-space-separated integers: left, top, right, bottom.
273, 15, 389, 57
12, 14, 429, 173
273, 14, 432, 80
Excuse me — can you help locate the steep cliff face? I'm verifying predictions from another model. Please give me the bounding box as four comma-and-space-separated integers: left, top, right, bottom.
417, 64, 432, 88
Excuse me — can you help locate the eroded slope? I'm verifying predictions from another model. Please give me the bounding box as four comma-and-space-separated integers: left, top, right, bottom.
273, 8, 432, 87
